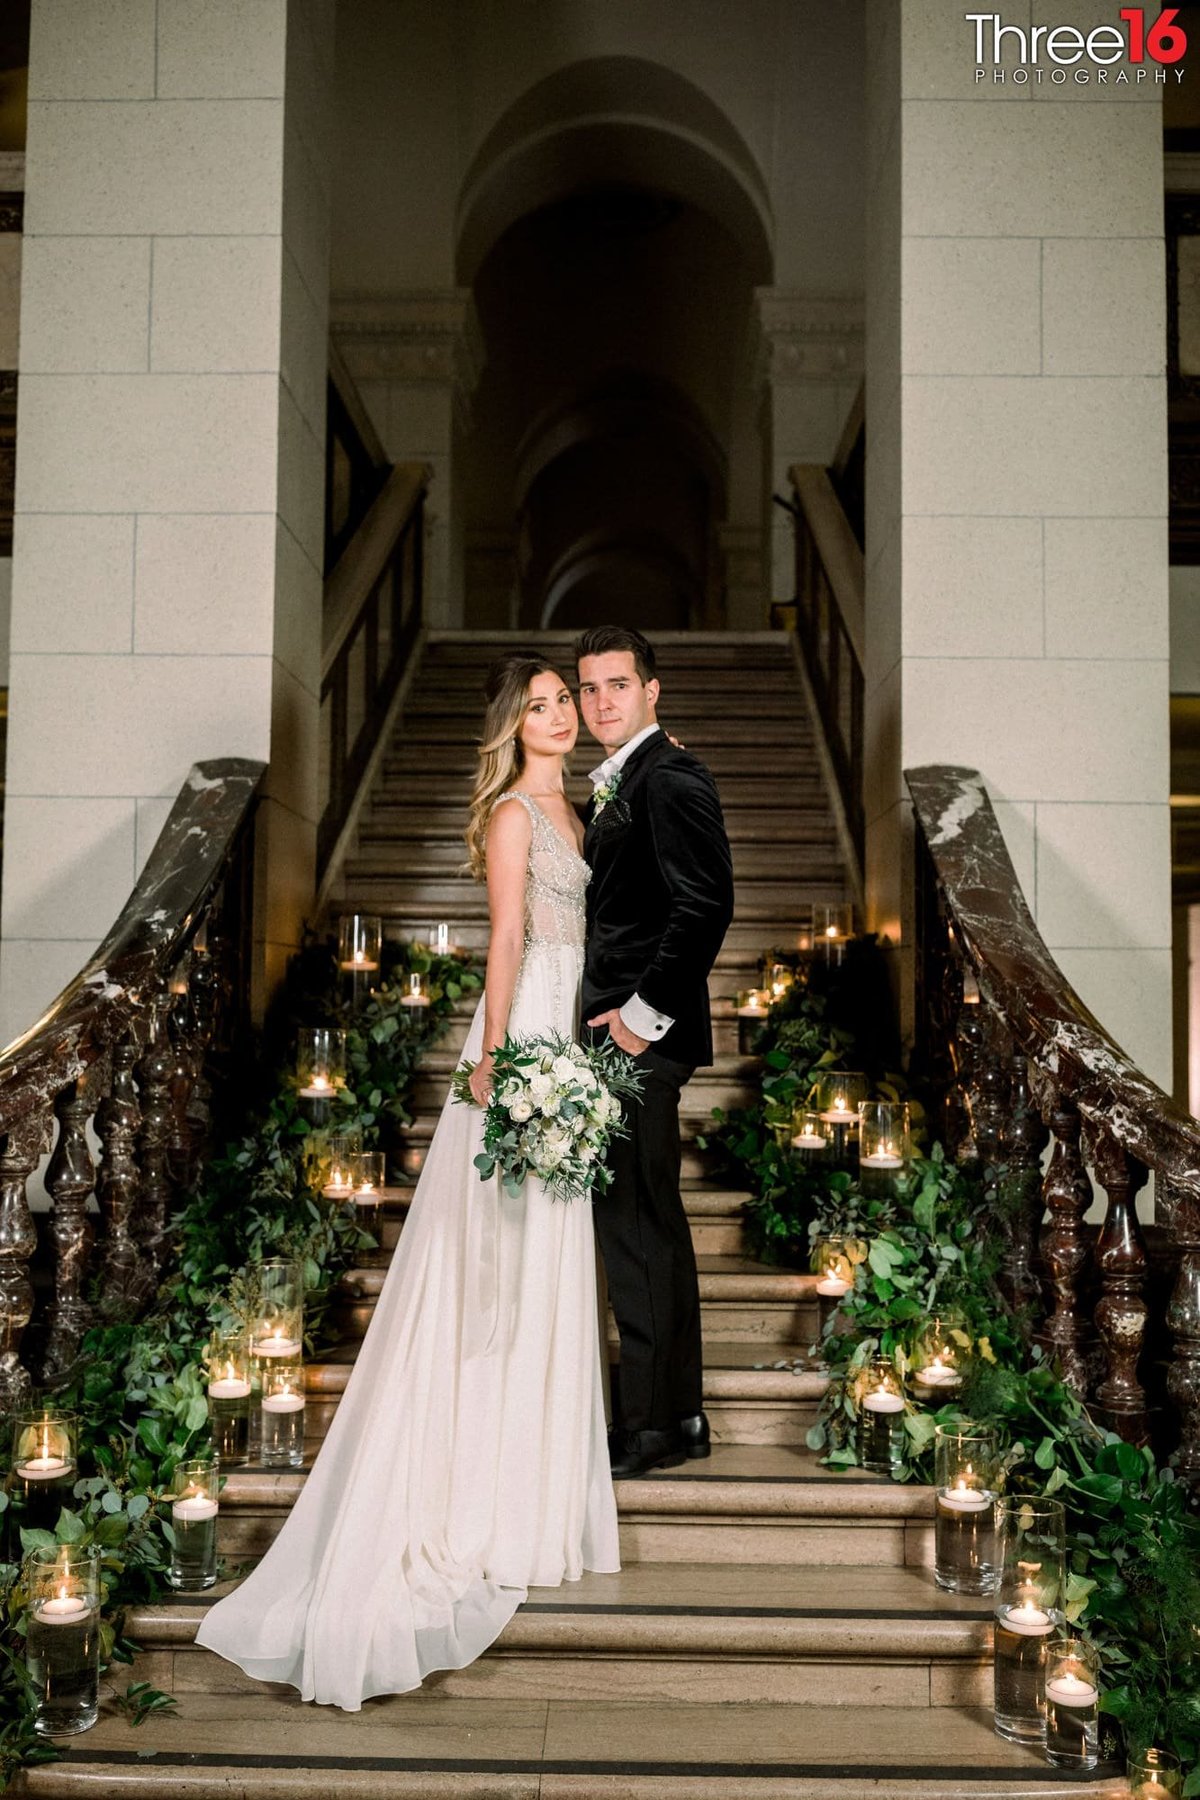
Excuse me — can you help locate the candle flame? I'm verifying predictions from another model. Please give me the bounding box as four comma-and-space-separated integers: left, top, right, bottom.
825, 923, 838, 938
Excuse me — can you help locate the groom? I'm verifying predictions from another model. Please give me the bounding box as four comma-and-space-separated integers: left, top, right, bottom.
576, 626, 734, 1479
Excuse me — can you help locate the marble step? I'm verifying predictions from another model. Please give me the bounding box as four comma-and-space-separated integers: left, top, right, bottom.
30, 1692, 1121, 1798
302, 1341, 824, 1449
210, 1448, 930, 1569
122, 1565, 996, 1712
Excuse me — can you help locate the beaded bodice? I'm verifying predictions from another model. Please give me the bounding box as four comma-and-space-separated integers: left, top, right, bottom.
493, 790, 588, 953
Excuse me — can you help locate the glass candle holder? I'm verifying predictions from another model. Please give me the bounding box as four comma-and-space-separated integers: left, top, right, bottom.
993, 1498, 1066, 1742
352, 1150, 386, 1254
813, 1236, 854, 1298
251, 1257, 304, 1359
206, 1332, 252, 1466
795, 907, 815, 955
857, 1359, 906, 1474
815, 903, 853, 964
859, 1101, 910, 1173
296, 1027, 346, 1101
1128, 1748, 1182, 1798
815, 1072, 867, 1129
169, 1460, 219, 1591
766, 962, 794, 1003
1045, 1637, 1099, 1769
26, 1544, 101, 1735
11, 1411, 77, 1531
428, 922, 455, 956
911, 1315, 967, 1403
400, 971, 430, 1009
934, 1426, 998, 1595
736, 988, 771, 1055
791, 1107, 829, 1156
321, 1131, 361, 1200
337, 913, 381, 974
261, 1358, 306, 1468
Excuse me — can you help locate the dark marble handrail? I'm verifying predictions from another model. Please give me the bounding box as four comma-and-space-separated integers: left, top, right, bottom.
906, 763, 1200, 1199
0, 757, 264, 1135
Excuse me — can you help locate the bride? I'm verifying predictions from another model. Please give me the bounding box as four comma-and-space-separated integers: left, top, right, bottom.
196, 653, 620, 1709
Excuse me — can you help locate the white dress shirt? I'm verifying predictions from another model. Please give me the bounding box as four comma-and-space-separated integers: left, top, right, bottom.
588, 724, 674, 1045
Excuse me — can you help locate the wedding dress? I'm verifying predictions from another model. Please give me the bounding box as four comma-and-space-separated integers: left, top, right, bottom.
196, 790, 620, 1708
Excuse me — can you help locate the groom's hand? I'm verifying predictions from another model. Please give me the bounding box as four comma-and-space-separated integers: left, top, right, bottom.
587, 1009, 650, 1057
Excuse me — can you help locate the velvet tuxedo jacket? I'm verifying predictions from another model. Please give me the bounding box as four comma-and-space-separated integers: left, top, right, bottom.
582, 729, 734, 1069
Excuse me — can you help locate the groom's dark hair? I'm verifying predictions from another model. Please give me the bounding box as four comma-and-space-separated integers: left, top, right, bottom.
574, 626, 656, 684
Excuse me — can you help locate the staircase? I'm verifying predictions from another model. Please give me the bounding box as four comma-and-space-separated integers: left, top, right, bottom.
26, 633, 1121, 1796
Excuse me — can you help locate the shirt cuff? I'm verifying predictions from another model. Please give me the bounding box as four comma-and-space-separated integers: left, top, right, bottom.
620, 993, 674, 1041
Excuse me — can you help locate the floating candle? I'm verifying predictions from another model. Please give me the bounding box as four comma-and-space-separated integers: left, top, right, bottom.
261, 1392, 306, 1415
207, 1376, 251, 1400
792, 1131, 827, 1150
1001, 1600, 1053, 1636
815, 1275, 851, 1296
15, 1454, 69, 1481
35, 1592, 89, 1624
1045, 1671, 1098, 1708
171, 1494, 219, 1523
862, 1388, 904, 1414
298, 1074, 332, 1099
253, 1334, 301, 1359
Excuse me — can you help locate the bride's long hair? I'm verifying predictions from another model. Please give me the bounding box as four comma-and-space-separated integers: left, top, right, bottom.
465, 652, 568, 880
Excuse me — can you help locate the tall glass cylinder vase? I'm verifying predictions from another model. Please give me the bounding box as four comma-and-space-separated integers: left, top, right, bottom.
206, 1332, 251, 1466
1127, 1748, 1182, 1797
26, 1544, 100, 1735
261, 1358, 306, 1468
321, 1131, 360, 1199
856, 1359, 906, 1474
169, 1460, 219, 1591
993, 1499, 1066, 1743
295, 1027, 346, 1121
11, 1411, 77, 1538
351, 1151, 386, 1261
1044, 1638, 1099, 1769
934, 1426, 998, 1594
859, 1100, 910, 1181
815, 1071, 866, 1169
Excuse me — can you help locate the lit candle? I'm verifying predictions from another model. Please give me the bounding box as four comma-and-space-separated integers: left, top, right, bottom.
400, 974, 430, 1009
261, 1391, 306, 1415
339, 948, 379, 972
792, 1130, 827, 1150
1001, 1599, 1053, 1636
322, 1171, 355, 1198
820, 1095, 854, 1124
298, 1072, 332, 1099
1045, 1670, 1098, 1709
207, 1370, 252, 1400
861, 1143, 905, 1168
16, 1453, 69, 1480
35, 1589, 89, 1624
940, 1477, 990, 1513
738, 996, 766, 1017
253, 1330, 301, 1358
862, 1387, 904, 1414
171, 1492, 219, 1523
914, 1357, 962, 1390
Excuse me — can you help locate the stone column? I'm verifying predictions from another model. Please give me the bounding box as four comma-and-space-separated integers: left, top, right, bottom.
0, 0, 334, 1039
332, 290, 483, 628
753, 289, 863, 621
865, 0, 1172, 1087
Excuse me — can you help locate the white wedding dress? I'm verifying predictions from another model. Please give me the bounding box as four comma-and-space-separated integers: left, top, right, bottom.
196, 790, 620, 1708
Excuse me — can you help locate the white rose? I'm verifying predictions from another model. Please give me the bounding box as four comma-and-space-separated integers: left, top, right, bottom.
551, 1055, 577, 1085
499, 1079, 523, 1107
510, 1098, 533, 1122
540, 1088, 562, 1116
571, 1114, 587, 1136
527, 1071, 553, 1105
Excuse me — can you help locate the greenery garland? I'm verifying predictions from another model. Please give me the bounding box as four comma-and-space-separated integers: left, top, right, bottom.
0, 935, 479, 1787
708, 974, 1200, 1787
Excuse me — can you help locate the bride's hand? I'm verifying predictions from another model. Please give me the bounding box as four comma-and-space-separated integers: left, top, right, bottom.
667, 731, 687, 749
469, 1052, 495, 1108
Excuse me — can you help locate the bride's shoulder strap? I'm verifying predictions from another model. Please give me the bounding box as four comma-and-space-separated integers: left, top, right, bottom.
493, 789, 537, 823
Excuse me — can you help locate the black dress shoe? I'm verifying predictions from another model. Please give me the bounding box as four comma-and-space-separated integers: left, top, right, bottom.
680, 1412, 711, 1459
608, 1427, 687, 1479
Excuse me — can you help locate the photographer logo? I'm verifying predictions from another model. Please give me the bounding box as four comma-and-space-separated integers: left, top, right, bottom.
968, 7, 1187, 82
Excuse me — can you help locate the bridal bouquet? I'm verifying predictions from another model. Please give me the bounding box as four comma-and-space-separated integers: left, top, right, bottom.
453, 1033, 644, 1202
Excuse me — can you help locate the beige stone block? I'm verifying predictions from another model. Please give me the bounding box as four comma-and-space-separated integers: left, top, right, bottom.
1043, 239, 1165, 376
0, 235, 21, 366
2, 796, 135, 939
865, 517, 900, 683
156, 0, 287, 98
1055, 945, 1172, 1090
900, 657, 1167, 802
0, 939, 100, 1050
276, 382, 325, 571
265, 663, 320, 827
24, 100, 284, 236
903, 100, 1163, 237
272, 517, 322, 694
992, 798, 1037, 906
10, 513, 135, 653
15, 373, 280, 514
135, 795, 176, 877
281, 116, 331, 316
1035, 802, 1171, 949
4, 653, 272, 797
134, 514, 276, 656
902, 375, 1166, 518
901, 517, 1043, 658
866, 797, 906, 947
19, 237, 150, 373
902, 239, 1040, 375
27, 0, 156, 99
903, 0, 1031, 99
864, 384, 900, 596
280, 245, 328, 439
150, 238, 282, 374
865, 659, 901, 824
254, 794, 316, 953
1044, 517, 1169, 660
865, 0, 901, 191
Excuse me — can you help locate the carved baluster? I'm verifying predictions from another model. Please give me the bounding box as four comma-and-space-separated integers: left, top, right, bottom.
134, 985, 175, 1272
1093, 1133, 1150, 1443
1159, 1174, 1200, 1491
184, 930, 224, 1170
42, 1078, 97, 1379
952, 993, 986, 1165
1037, 1095, 1096, 1395
96, 1036, 146, 1316
0, 1114, 51, 1411
1000, 1052, 1050, 1315
167, 985, 196, 1189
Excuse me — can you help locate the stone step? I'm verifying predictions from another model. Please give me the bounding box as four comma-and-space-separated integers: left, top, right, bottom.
359, 803, 842, 843
349, 839, 839, 879
405, 1068, 757, 1122
211, 1447, 926, 1569
381, 746, 825, 778
339, 909, 844, 952
123, 1565, 995, 1713
390, 1118, 759, 1188
25, 1693, 1120, 1798
400, 695, 813, 726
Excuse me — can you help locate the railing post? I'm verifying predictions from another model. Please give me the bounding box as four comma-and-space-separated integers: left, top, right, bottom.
96, 1034, 146, 1317
135, 984, 175, 1274
1093, 1132, 1150, 1443
0, 1114, 50, 1410
1160, 1173, 1200, 1490
1037, 1094, 1096, 1396
1001, 1052, 1048, 1315
42, 1077, 97, 1380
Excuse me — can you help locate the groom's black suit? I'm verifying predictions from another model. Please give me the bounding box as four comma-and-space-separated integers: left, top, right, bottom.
583, 729, 734, 1434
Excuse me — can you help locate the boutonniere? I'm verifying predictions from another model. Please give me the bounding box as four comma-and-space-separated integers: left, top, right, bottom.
592, 770, 622, 817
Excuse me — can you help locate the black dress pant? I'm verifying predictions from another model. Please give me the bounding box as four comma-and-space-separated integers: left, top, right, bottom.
593, 1045, 703, 1432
